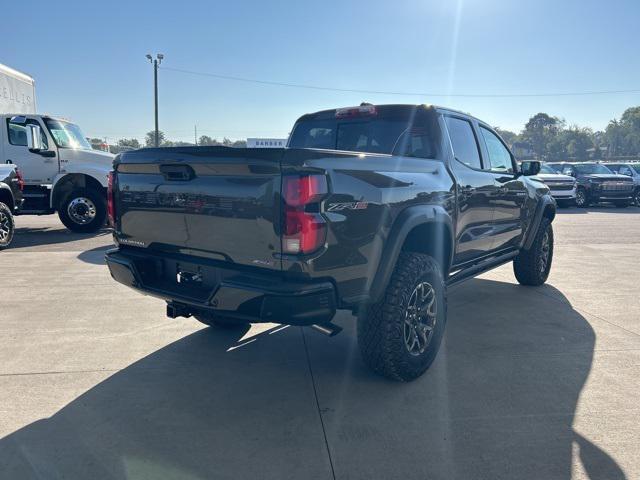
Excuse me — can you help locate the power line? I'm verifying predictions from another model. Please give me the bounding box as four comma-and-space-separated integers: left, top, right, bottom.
160, 65, 640, 98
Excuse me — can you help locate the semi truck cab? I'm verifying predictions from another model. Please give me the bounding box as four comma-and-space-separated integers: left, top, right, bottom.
0, 114, 114, 232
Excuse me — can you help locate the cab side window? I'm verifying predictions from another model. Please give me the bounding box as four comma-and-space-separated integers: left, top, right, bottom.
445, 116, 482, 169
480, 126, 513, 173
6, 119, 49, 149
618, 166, 632, 176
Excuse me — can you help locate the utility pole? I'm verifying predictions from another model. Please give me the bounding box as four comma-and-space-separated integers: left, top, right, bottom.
146, 53, 164, 147
194, 125, 197, 146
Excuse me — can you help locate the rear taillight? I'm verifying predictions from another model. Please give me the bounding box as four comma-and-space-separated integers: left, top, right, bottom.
282, 174, 328, 254
15, 169, 24, 191
107, 171, 115, 227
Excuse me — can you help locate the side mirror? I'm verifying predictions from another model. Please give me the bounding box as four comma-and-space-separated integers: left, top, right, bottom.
26, 124, 43, 151
521, 160, 541, 176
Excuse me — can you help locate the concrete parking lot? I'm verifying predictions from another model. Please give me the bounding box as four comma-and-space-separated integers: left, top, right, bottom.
1, 207, 639, 480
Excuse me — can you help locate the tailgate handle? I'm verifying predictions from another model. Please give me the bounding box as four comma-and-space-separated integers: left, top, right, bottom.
160, 164, 195, 181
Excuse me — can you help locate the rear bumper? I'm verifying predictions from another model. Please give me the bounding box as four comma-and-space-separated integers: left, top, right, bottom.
105, 248, 337, 326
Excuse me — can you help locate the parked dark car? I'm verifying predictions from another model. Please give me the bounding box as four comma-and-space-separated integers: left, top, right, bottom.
604, 162, 640, 206
106, 104, 556, 381
546, 162, 635, 207
0, 164, 24, 250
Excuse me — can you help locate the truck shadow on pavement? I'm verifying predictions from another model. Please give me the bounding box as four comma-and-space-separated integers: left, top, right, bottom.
77, 245, 112, 264
11, 225, 110, 250
0, 279, 627, 480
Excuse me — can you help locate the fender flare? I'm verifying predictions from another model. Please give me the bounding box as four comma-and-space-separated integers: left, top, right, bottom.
0, 183, 15, 210
50, 172, 107, 209
368, 204, 454, 301
522, 194, 556, 251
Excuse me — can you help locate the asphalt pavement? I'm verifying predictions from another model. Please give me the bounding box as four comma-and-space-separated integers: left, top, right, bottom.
1, 206, 639, 480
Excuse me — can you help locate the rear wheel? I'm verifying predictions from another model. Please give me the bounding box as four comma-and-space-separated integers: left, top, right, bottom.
513, 217, 554, 286
193, 312, 250, 330
58, 187, 107, 233
357, 252, 447, 382
575, 188, 589, 208
633, 189, 640, 207
0, 202, 15, 250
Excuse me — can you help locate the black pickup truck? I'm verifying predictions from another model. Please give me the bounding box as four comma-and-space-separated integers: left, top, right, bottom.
0, 164, 23, 250
106, 104, 556, 381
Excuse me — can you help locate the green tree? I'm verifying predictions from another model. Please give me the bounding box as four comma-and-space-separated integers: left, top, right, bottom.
494, 128, 519, 147
198, 135, 220, 146
145, 130, 166, 147
521, 113, 562, 160
564, 127, 593, 160
117, 138, 140, 149
604, 107, 640, 157
605, 120, 624, 157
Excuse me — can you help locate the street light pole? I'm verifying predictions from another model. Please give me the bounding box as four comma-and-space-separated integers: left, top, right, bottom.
146, 53, 164, 147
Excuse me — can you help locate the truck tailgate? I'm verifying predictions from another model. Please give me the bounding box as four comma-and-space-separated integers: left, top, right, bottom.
113, 147, 283, 270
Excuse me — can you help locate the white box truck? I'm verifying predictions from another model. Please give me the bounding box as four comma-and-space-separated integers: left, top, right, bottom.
1, 63, 113, 232
0, 63, 36, 114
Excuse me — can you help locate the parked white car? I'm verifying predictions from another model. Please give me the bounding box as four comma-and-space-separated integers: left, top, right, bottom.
535, 164, 577, 207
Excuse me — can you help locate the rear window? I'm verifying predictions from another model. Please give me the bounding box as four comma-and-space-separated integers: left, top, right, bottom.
288, 108, 438, 158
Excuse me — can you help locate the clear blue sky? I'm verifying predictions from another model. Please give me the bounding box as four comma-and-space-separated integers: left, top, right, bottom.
2, 0, 639, 143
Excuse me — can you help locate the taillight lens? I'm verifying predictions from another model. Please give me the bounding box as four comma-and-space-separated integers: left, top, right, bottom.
107, 171, 115, 227
15, 169, 24, 191
282, 175, 328, 254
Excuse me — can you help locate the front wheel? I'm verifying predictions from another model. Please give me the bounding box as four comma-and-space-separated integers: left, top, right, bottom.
513, 217, 554, 286
0, 202, 15, 250
575, 188, 589, 208
633, 189, 640, 207
58, 188, 107, 233
358, 252, 447, 382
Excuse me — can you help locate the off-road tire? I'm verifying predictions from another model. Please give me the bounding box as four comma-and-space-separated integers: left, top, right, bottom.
357, 252, 447, 382
575, 187, 589, 208
513, 217, 554, 286
58, 187, 107, 233
194, 313, 250, 329
0, 202, 15, 250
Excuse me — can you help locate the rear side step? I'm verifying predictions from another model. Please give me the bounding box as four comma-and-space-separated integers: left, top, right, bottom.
446, 250, 518, 287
